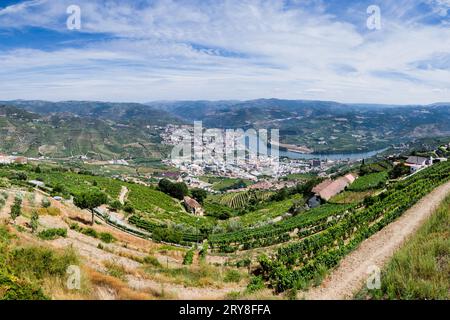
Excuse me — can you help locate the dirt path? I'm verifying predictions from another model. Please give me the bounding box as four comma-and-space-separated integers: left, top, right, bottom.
302, 180, 450, 300
119, 186, 128, 205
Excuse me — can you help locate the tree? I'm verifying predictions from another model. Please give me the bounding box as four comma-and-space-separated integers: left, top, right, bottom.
73, 190, 108, 225
172, 182, 188, 200
41, 197, 51, 208
191, 188, 208, 204
390, 163, 410, 179
123, 202, 135, 214
158, 178, 172, 194
270, 188, 288, 202
158, 178, 188, 200
10, 196, 22, 223
296, 178, 322, 196
53, 183, 66, 194
109, 199, 122, 211
183, 248, 195, 265
30, 211, 39, 233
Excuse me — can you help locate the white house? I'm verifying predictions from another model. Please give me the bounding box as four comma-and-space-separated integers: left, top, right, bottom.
405, 156, 432, 173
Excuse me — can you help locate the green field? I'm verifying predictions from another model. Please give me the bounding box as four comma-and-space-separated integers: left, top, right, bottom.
199, 176, 254, 191
257, 161, 450, 293
329, 190, 378, 204
348, 172, 388, 191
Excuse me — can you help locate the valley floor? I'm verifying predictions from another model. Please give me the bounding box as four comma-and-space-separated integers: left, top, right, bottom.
299, 180, 450, 300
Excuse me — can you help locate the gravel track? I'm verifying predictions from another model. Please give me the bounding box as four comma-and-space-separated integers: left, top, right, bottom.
302, 180, 450, 300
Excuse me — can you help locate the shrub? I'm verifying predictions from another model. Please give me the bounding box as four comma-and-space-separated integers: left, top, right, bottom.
8, 246, 77, 279
41, 198, 51, 208
143, 255, 162, 267
123, 202, 135, 214
224, 270, 242, 283
109, 200, 122, 211
236, 258, 251, 268
81, 227, 98, 238
246, 275, 265, 293
199, 241, 208, 260
183, 249, 195, 265
69, 223, 82, 232
9, 196, 22, 222
38, 228, 67, 240
99, 232, 115, 244
30, 211, 39, 234
0, 272, 48, 300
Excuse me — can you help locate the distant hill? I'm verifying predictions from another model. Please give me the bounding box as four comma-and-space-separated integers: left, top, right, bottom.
0, 104, 171, 159
145, 99, 450, 153
1, 100, 184, 126
2, 99, 450, 154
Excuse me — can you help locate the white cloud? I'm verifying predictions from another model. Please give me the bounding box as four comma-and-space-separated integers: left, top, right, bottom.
0, 0, 449, 104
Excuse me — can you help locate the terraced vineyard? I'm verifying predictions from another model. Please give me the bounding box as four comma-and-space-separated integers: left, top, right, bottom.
209, 203, 354, 252
257, 161, 450, 292
213, 190, 274, 210
348, 172, 388, 191
0, 166, 208, 233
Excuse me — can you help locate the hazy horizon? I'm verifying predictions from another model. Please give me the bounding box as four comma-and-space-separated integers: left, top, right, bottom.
2, 97, 450, 107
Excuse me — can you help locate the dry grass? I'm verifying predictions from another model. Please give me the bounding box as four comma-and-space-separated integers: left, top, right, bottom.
85, 268, 155, 300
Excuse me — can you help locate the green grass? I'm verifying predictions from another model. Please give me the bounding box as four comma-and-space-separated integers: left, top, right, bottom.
1, 165, 210, 230
356, 195, 450, 300
104, 261, 127, 281
348, 172, 388, 191
329, 190, 378, 204
199, 176, 253, 191
282, 173, 316, 181
143, 264, 227, 288
0, 226, 78, 300
234, 194, 303, 227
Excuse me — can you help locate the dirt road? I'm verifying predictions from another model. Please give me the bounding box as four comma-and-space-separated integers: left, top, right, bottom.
302, 180, 450, 300
119, 186, 128, 205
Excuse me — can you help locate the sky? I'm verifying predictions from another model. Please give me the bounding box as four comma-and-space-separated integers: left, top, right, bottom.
0, 0, 449, 104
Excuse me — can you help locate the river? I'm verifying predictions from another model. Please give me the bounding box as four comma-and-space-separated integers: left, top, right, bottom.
279, 148, 389, 161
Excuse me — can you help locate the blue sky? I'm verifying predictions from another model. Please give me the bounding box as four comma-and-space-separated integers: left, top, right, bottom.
0, 0, 449, 104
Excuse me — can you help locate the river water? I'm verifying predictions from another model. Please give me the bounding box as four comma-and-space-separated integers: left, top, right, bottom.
279, 148, 389, 161
244, 132, 388, 161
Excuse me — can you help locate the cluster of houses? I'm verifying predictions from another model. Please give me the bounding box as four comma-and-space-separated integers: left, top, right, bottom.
0, 155, 28, 165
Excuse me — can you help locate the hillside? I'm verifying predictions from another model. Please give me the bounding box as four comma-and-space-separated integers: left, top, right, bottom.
3, 99, 450, 154
0, 105, 171, 159
149, 99, 450, 153
0, 152, 449, 300
1, 100, 184, 127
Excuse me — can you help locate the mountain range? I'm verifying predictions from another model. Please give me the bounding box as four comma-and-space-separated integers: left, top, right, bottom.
1, 99, 449, 156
